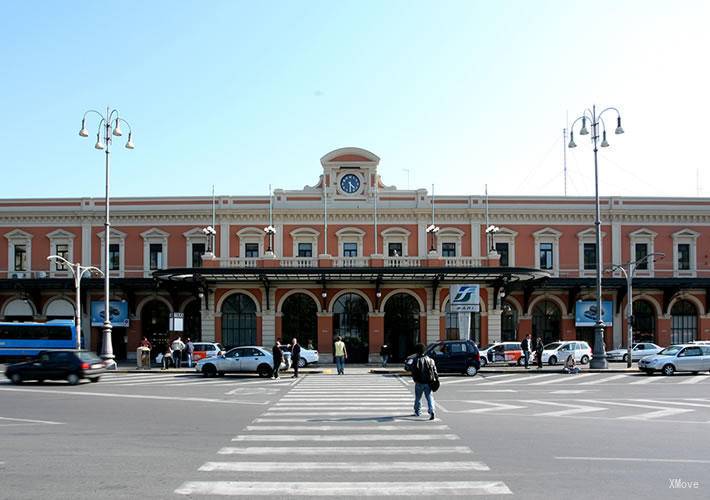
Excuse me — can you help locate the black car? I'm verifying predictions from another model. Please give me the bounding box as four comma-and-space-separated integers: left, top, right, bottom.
404, 340, 481, 376
5, 350, 106, 385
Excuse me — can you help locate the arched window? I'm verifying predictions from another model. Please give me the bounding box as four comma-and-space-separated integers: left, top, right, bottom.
532, 300, 561, 344
670, 300, 697, 344
281, 293, 318, 349
444, 302, 481, 344
332, 293, 369, 363
632, 300, 656, 344
221, 293, 257, 348
183, 300, 202, 342
501, 303, 518, 342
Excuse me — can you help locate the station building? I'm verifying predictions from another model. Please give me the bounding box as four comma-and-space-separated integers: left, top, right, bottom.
1, 147, 709, 362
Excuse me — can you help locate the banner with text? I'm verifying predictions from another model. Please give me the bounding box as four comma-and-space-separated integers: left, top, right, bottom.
449, 284, 480, 312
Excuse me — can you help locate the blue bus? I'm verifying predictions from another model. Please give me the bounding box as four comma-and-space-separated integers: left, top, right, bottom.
0, 320, 77, 360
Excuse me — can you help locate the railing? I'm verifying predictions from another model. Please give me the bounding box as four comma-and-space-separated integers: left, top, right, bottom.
333, 257, 370, 268
383, 256, 422, 267
221, 257, 259, 268
279, 257, 318, 268
444, 257, 486, 267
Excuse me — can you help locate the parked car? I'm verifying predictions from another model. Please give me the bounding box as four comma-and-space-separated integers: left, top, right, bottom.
606, 343, 663, 362
196, 346, 285, 377
191, 342, 225, 362
638, 344, 710, 375
280, 345, 320, 368
404, 340, 480, 376
479, 342, 524, 366
5, 350, 106, 385
540, 341, 592, 366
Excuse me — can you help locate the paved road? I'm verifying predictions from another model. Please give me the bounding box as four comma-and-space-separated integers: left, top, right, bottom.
0, 371, 708, 498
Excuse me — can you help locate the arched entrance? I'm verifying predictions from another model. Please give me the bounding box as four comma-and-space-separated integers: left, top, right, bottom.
632, 300, 656, 344
141, 300, 170, 355
501, 302, 519, 342
221, 293, 257, 348
183, 299, 202, 342
671, 300, 697, 344
281, 293, 318, 349
444, 302, 481, 344
532, 300, 561, 344
332, 293, 369, 363
384, 293, 420, 362
3, 298, 35, 322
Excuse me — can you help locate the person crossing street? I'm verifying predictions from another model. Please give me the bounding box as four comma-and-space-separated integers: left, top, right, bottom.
290, 338, 301, 378
410, 343, 438, 420
521, 333, 532, 369
272, 340, 283, 379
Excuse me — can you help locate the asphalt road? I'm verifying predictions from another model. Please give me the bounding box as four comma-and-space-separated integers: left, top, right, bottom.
0, 368, 708, 499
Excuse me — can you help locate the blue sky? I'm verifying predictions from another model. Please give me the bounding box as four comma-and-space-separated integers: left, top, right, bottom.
1, 1, 708, 199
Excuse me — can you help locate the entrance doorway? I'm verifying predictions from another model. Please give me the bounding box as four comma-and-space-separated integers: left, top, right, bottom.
141, 300, 170, 356
332, 293, 369, 363
532, 300, 561, 345
384, 293, 420, 362
281, 293, 318, 349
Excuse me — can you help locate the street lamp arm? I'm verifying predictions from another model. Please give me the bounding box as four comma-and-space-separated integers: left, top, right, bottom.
80, 266, 104, 278
116, 117, 132, 135
47, 255, 75, 276
598, 106, 622, 120
83, 109, 107, 122
108, 109, 119, 123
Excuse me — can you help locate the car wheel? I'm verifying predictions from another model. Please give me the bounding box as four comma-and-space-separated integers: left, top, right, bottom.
217, 371, 225, 377
479, 358, 487, 367
202, 364, 217, 378
67, 373, 80, 385
89, 377, 100, 383
37, 378, 44, 384
549, 355, 557, 366
10, 373, 23, 385
580, 355, 590, 365
662, 364, 675, 376
298, 358, 307, 368
622, 354, 629, 363
257, 364, 272, 378
464, 365, 478, 377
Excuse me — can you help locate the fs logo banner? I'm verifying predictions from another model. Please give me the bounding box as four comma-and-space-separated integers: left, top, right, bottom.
449, 285, 480, 312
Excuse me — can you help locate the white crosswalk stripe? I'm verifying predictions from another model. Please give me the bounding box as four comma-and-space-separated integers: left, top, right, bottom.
175, 374, 513, 496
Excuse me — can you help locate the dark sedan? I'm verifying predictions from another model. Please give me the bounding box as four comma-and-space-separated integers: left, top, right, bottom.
5, 350, 106, 385
404, 340, 481, 376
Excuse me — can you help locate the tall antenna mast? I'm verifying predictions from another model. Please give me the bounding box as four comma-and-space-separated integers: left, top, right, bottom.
374, 177, 378, 255
485, 184, 490, 251
697, 168, 700, 196
211, 184, 216, 229
323, 178, 328, 255
268, 184, 273, 227
431, 184, 435, 226
563, 128, 568, 196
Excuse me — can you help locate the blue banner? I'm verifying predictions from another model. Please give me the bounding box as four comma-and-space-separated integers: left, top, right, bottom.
575, 300, 613, 327
91, 301, 129, 327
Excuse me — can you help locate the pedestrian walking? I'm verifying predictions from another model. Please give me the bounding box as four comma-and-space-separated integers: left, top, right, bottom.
535, 337, 544, 369
334, 336, 347, 375
380, 343, 391, 368
185, 338, 195, 368
290, 338, 301, 378
161, 344, 174, 370
521, 334, 532, 369
410, 343, 438, 420
171, 336, 186, 368
272, 340, 283, 379
138, 336, 152, 370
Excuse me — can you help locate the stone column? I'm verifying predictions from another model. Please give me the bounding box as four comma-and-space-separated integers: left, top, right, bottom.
317, 312, 333, 359
261, 311, 276, 348
200, 293, 215, 342
369, 312, 384, 362
487, 289, 502, 343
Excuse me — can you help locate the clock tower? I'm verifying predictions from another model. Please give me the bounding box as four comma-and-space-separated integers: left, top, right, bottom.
319, 147, 382, 198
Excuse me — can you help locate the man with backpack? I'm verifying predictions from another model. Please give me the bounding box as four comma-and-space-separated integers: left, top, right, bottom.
410, 343, 439, 420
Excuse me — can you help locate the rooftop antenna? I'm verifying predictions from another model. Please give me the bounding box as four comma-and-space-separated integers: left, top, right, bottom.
564, 110, 569, 196
485, 184, 490, 250
697, 168, 700, 196
403, 169, 411, 190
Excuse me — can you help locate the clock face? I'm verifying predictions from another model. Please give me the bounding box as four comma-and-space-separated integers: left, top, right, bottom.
339, 173, 361, 194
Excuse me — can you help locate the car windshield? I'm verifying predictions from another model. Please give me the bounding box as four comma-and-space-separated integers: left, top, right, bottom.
658, 345, 682, 356
482, 344, 496, 350
544, 343, 561, 350
78, 352, 101, 362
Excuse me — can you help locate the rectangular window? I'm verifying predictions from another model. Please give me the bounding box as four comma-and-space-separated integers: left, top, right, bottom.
678, 243, 690, 270
149, 243, 163, 270
55, 244, 69, 270
14, 244, 27, 271
343, 242, 358, 257
297, 243, 313, 257
583, 243, 597, 270
539, 242, 553, 270
108, 243, 120, 271
495, 242, 509, 267
192, 243, 206, 268
442, 242, 456, 257
388, 243, 403, 257
244, 243, 259, 258
635, 243, 649, 270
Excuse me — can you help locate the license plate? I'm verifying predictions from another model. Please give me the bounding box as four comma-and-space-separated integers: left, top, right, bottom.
91, 364, 104, 369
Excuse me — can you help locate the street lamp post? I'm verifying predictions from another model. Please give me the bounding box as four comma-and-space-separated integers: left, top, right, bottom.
609, 253, 664, 368
568, 105, 624, 369
202, 226, 216, 254
79, 107, 134, 363
426, 224, 440, 254
485, 225, 500, 253
264, 225, 276, 254
46, 256, 103, 351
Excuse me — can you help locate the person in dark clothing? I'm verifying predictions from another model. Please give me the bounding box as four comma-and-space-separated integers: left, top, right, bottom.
272, 340, 283, 379
521, 334, 532, 369
290, 338, 301, 378
380, 344, 391, 368
410, 343, 438, 420
535, 337, 544, 369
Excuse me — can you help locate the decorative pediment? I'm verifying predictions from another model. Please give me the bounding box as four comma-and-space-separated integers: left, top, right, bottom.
46, 229, 76, 239
4, 229, 33, 240
438, 227, 464, 237
236, 227, 266, 238
320, 147, 380, 165
97, 228, 127, 240
672, 228, 700, 239
629, 228, 657, 238
140, 227, 170, 239
497, 227, 518, 237
381, 227, 411, 237
183, 227, 208, 238
576, 228, 606, 239
335, 227, 366, 238
290, 227, 320, 237
533, 227, 562, 239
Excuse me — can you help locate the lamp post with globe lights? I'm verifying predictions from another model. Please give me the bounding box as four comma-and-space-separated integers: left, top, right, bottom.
568, 105, 624, 369
202, 226, 216, 254
79, 108, 134, 364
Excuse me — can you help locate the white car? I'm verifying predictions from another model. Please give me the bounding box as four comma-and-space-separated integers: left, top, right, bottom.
541, 341, 592, 366
638, 344, 710, 375
281, 346, 320, 368
606, 343, 663, 362
196, 346, 284, 378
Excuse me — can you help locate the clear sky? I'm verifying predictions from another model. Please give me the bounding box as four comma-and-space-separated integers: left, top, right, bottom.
1, 1, 708, 199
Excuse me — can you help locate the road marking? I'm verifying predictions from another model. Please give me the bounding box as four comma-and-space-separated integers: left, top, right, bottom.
579, 374, 628, 385
461, 389, 517, 393
0, 416, 64, 425
578, 399, 694, 420
476, 374, 550, 386
555, 456, 710, 464
679, 375, 709, 384
521, 400, 607, 417
231, 434, 459, 442
445, 401, 526, 414
252, 417, 423, 423
527, 373, 595, 385
550, 390, 591, 394
262, 411, 416, 416
218, 445, 473, 455
276, 401, 410, 406
631, 399, 710, 408
440, 375, 506, 385
245, 424, 450, 431
175, 481, 512, 496
630, 376, 661, 384
198, 461, 490, 472
268, 406, 407, 411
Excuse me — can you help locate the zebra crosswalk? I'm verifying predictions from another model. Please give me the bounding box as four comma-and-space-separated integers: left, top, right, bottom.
175, 375, 512, 497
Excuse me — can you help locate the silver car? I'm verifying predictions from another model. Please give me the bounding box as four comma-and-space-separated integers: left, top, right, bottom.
638, 344, 710, 376
607, 343, 663, 362
196, 346, 285, 378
